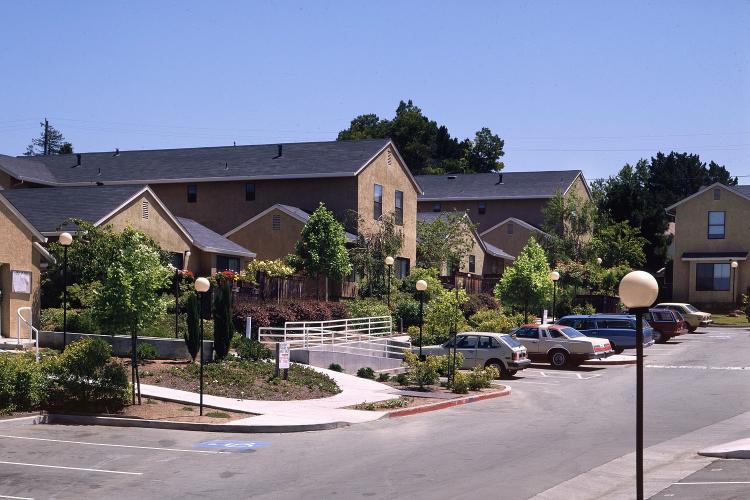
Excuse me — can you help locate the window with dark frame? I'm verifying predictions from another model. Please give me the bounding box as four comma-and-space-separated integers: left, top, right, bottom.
170, 252, 184, 270
395, 190, 404, 225
507, 222, 514, 235
468, 254, 476, 273
696, 263, 730, 291
432, 202, 441, 212
187, 184, 197, 203
708, 211, 725, 239
714, 188, 721, 200
373, 184, 383, 219
216, 255, 241, 273
395, 257, 410, 279
478, 201, 486, 214
245, 182, 256, 201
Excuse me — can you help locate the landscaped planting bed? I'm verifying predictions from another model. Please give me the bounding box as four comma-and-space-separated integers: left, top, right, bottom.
135, 359, 341, 401
108, 398, 252, 423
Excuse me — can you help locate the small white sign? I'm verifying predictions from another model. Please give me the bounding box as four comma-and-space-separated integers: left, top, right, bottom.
278, 342, 290, 369
542, 309, 548, 325
12, 270, 31, 294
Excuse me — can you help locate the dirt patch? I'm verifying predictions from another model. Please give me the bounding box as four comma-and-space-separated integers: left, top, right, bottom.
0, 411, 41, 420
57, 399, 253, 423
128, 359, 340, 401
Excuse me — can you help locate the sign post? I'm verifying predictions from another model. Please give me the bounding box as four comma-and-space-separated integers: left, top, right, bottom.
276, 341, 290, 380
245, 316, 252, 339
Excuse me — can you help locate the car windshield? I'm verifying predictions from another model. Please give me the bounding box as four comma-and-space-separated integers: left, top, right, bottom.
559, 327, 585, 338
684, 304, 699, 313
501, 335, 523, 348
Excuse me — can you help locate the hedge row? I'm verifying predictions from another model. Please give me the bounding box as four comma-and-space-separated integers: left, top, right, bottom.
233, 300, 350, 336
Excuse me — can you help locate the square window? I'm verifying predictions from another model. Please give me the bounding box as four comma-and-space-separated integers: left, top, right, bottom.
187, 184, 197, 203
245, 183, 256, 201
216, 255, 240, 273
696, 263, 730, 291
432, 202, 441, 212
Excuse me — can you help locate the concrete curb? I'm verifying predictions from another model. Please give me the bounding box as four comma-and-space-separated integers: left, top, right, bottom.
580, 356, 637, 366
0, 415, 42, 428
698, 438, 750, 459
386, 386, 511, 418
39, 413, 350, 433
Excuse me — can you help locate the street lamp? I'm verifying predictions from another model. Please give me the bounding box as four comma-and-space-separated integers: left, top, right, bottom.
619, 270, 659, 500
385, 256, 394, 308
59, 232, 73, 350
194, 277, 211, 416
596, 257, 602, 265
416, 279, 428, 359
731, 260, 738, 307
549, 271, 560, 323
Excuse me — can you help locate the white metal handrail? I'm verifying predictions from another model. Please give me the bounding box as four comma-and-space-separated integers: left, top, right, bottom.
17, 307, 39, 361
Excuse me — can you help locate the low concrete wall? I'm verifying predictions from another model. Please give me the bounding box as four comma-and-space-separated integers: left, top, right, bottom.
290, 338, 409, 374
40, 331, 214, 361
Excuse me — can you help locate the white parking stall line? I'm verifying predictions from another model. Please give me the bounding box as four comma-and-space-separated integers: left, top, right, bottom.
672, 481, 750, 485
0, 460, 142, 475
0, 434, 221, 454
646, 365, 750, 371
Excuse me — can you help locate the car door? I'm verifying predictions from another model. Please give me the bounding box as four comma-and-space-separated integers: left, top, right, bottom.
475, 335, 496, 366
577, 318, 598, 339
454, 335, 478, 368
514, 327, 541, 357
601, 319, 634, 348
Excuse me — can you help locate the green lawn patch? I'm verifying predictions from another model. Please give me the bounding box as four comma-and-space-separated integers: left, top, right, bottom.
710, 314, 749, 326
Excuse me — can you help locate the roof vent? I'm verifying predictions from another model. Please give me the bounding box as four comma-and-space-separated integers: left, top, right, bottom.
72, 154, 81, 168
113, 148, 120, 157
97, 168, 102, 176
496, 173, 503, 185
225, 162, 229, 170
273, 144, 283, 159
447, 175, 457, 180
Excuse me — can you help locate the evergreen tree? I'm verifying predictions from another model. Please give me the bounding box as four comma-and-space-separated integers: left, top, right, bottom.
24, 120, 73, 156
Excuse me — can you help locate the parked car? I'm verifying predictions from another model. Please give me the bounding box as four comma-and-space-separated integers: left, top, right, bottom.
417, 332, 531, 378
634, 308, 688, 343
509, 324, 613, 368
654, 303, 712, 332
555, 314, 655, 354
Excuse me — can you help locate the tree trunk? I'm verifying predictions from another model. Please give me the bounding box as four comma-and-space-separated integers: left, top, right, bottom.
325, 276, 329, 302
523, 300, 529, 323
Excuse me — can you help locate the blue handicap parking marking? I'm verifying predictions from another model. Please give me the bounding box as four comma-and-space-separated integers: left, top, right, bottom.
195, 439, 271, 452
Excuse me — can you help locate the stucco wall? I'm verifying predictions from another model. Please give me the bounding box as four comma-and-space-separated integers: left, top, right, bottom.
356, 145, 418, 265
481, 221, 540, 260
152, 176, 359, 235
0, 201, 41, 338
672, 186, 750, 304
227, 209, 305, 261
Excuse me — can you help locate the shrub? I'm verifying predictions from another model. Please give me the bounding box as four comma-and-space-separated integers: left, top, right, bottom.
467, 366, 498, 390
129, 342, 157, 362
572, 302, 597, 315
327, 363, 343, 372
357, 367, 375, 379
264, 303, 297, 327
467, 310, 524, 333
236, 337, 272, 361
377, 372, 390, 382
0, 352, 50, 412
40, 308, 99, 334
394, 300, 422, 329
399, 267, 444, 302
452, 372, 469, 394
395, 373, 409, 386
326, 301, 350, 320
48, 338, 128, 411
403, 351, 441, 388
432, 352, 465, 378
232, 302, 270, 338
462, 293, 501, 318
345, 298, 391, 319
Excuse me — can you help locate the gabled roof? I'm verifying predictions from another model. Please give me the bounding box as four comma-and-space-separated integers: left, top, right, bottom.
479, 217, 549, 238
417, 211, 515, 261
665, 182, 750, 212
0, 192, 47, 242
224, 203, 357, 242
177, 217, 256, 258
0, 184, 147, 234
416, 170, 587, 201
0, 139, 422, 192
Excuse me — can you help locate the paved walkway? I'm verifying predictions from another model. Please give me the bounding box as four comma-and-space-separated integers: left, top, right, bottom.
140, 365, 401, 427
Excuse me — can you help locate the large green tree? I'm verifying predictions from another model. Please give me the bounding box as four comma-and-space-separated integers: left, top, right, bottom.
292, 203, 352, 300
416, 212, 476, 273
24, 120, 73, 156
494, 238, 553, 322
350, 212, 404, 298
337, 100, 504, 175
542, 190, 596, 264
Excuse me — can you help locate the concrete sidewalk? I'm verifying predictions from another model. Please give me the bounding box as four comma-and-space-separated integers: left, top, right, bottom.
140, 365, 400, 428
699, 437, 750, 459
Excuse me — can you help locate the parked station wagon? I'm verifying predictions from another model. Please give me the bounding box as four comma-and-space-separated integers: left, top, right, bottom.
509, 324, 613, 368
556, 315, 655, 353
639, 308, 688, 343
418, 332, 531, 378
655, 303, 712, 332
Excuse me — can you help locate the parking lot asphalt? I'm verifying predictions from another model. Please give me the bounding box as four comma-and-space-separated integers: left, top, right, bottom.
0, 326, 748, 500
650, 459, 750, 500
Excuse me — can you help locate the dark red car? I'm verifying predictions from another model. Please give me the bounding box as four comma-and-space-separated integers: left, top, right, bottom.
643, 308, 688, 343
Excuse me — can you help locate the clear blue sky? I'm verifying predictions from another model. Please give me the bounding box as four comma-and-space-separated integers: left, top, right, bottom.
1, 0, 748, 181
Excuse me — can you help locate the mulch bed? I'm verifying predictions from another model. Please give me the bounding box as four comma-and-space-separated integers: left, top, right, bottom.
108, 399, 252, 423
125, 359, 340, 401
347, 379, 507, 411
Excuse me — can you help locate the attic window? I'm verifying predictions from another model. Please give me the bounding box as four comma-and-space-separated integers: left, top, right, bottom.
714, 188, 721, 200
141, 200, 150, 220
507, 223, 514, 235
272, 214, 281, 231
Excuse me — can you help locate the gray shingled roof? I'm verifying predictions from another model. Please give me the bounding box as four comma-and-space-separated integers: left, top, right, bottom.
416, 171, 583, 200
177, 217, 255, 258
1, 185, 146, 233
729, 185, 750, 197
0, 139, 391, 186
482, 241, 515, 260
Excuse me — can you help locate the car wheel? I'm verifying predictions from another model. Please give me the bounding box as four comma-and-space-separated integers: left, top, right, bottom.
687, 325, 697, 333
508, 369, 518, 377
486, 359, 508, 379
549, 350, 570, 369
611, 343, 624, 355
653, 330, 666, 344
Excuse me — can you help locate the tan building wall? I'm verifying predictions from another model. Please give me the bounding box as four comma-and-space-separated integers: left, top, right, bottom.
356, 145, 418, 265
0, 201, 42, 338
672, 185, 750, 305
152, 176, 359, 236
482, 221, 542, 260
227, 209, 304, 261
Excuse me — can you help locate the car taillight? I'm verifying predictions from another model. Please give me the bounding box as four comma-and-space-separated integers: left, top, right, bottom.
512, 352, 520, 361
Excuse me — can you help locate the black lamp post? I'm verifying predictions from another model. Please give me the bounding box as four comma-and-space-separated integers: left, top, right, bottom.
550, 270, 560, 323
415, 279, 427, 359
59, 232, 73, 350
385, 256, 394, 308
731, 260, 738, 307
194, 277, 211, 416
619, 271, 659, 500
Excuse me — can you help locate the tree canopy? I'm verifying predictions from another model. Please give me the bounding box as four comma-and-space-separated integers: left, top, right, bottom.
416, 212, 476, 273
337, 100, 504, 175
24, 120, 73, 156
494, 238, 553, 322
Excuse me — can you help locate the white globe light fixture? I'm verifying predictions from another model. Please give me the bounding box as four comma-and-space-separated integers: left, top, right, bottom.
416, 279, 428, 292
618, 271, 658, 309
195, 277, 211, 293
596, 257, 603, 265
59, 232, 73, 246
731, 260, 738, 269
384, 256, 394, 266
549, 271, 560, 281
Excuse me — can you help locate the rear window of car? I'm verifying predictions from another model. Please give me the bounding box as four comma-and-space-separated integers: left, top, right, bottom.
515, 327, 539, 339
501, 335, 523, 348
602, 319, 633, 329
560, 327, 585, 338
684, 304, 699, 313
557, 318, 595, 330
652, 311, 673, 321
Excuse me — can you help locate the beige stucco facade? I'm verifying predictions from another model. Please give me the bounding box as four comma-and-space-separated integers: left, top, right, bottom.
227, 208, 304, 261
481, 219, 545, 261
672, 184, 750, 306
0, 201, 44, 339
